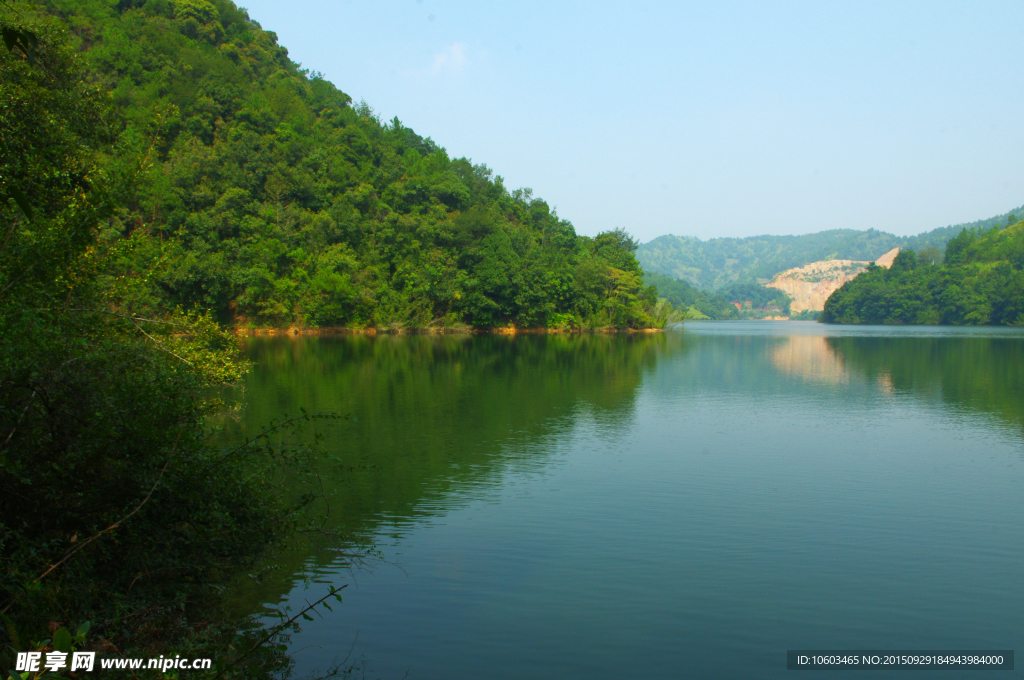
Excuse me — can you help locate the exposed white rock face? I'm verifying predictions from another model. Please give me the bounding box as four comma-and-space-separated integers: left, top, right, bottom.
766, 248, 899, 314
874, 247, 900, 268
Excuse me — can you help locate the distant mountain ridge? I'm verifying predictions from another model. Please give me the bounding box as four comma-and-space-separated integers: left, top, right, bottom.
636, 205, 1024, 289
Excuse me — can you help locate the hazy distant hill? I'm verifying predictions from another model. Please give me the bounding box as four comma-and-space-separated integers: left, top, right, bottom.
637, 206, 1024, 289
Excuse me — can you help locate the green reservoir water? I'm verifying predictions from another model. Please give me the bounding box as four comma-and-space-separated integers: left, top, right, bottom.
225, 321, 1024, 679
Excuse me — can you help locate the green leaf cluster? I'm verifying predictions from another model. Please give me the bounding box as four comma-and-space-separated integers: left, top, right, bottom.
821, 221, 1024, 325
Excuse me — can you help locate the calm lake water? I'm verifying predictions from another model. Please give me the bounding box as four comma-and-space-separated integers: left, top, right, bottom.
225, 321, 1024, 679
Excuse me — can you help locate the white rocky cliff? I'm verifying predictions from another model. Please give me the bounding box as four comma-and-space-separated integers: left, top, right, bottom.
767, 248, 900, 314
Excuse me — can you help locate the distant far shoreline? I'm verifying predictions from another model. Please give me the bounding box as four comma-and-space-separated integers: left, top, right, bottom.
232, 326, 665, 337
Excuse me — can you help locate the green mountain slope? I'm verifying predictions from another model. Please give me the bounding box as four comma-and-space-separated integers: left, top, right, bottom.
21, 0, 661, 330
821, 221, 1024, 325
637, 208, 1024, 290
643, 272, 795, 320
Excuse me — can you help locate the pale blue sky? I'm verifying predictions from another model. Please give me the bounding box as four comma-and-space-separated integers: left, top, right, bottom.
240, 0, 1024, 242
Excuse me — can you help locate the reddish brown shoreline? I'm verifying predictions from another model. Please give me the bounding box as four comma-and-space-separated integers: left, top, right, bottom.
232, 326, 663, 337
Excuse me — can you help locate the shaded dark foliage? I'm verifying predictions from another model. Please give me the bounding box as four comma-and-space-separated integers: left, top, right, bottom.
0, 11, 351, 678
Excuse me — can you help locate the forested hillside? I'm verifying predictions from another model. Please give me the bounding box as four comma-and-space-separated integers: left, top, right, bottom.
0, 1, 670, 674
638, 208, 1023, 290
21, 0, 663, 330
821, 220, 1024, 325
643, 273, 793, 320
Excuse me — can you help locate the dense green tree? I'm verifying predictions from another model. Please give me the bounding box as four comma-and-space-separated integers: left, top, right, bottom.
821, 223, 1024, 326
0, 11, 347, 676
643, 272, 737, 319
13, 0, 663, 331
717, 281, 792, 315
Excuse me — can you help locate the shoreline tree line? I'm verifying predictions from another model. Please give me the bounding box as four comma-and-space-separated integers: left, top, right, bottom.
821, 219, 1024, 325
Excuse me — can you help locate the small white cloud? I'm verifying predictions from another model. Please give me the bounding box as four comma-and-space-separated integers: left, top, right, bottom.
431, 43, 466, 75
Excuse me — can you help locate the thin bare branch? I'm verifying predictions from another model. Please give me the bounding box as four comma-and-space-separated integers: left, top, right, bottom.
216, 584, 348, 678
130, 318, 193, 365
0, 387, 36, 453
35, 427, 184, 582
